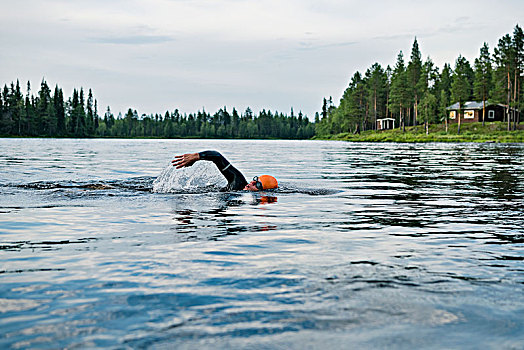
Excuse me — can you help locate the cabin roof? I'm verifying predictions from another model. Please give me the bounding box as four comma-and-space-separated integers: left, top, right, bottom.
446, 101, 488, 110
446, 101, 518, 111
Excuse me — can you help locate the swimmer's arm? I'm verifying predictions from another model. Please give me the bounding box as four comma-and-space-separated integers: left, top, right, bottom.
195, 150, 230, 171
173, 150, 244, 189
172, 153, 200, 168
172, 150, 229, 170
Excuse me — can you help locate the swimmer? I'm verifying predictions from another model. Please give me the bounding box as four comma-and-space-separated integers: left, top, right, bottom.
172, 150, 278, 192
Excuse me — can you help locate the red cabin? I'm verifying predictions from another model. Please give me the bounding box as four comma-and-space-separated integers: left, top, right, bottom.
446, 101, 519, 123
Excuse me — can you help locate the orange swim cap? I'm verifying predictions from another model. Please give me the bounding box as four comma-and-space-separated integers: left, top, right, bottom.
257, 175, 278, 190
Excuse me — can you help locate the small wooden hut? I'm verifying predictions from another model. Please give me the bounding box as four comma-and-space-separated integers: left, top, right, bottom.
376, 118, 395, 130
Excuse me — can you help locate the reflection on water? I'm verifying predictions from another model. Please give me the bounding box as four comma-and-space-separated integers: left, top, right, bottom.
0, 139, 523, 349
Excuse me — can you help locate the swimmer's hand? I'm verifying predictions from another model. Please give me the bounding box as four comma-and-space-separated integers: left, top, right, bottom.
172, 153, 200, 169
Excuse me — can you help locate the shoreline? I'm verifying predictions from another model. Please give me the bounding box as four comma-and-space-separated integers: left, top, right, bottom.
314, 122, 524, 143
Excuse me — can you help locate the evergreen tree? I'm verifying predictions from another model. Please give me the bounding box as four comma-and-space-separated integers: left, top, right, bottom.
106, 106, 115, 134
326, 71, 363, 134
407, 38, 423, 126
86, 89, 94, 136
77, 88, 87, 136
385, 65, 392, 118
25, 81, 33, 135
94, 99, 99, 131
231, 108, 240, 137
54, 86, 66, 135
512, 25, 523, 128
419, 57, 439, 95
390, 51, 410, 132
13, 80, 24, 135
322, 97, 328, 120
451, 55, 473, 134
37, 79, 52, 135
0, 87, 4, 132
352, 75, 367, 131
124, 108, 137, 137
69, 89, 79, 135
244, 107, 253, 121
438, 63, 453, 102
0, 84, 13, 134
493, 33, 514, 130
417, 57, 439, 121
365, 63, 387, 129
473, 42, 493, 125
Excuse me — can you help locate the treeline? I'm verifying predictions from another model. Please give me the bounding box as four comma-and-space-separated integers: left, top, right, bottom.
316, 24, 523, 135
0, 80, 314, 139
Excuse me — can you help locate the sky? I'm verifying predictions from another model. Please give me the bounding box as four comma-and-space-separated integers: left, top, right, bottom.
1, 0, 523, 119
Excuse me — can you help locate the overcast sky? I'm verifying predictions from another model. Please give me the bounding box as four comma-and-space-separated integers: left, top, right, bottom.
1, 0, 523, 118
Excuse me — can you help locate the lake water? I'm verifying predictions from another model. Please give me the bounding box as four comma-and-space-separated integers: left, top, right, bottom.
0, 138, 523, 349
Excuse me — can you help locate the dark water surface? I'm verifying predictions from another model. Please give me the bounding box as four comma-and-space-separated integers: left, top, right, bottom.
0, 138, 523, 349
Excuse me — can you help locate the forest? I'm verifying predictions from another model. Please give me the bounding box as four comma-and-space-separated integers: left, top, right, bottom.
316, 25, 523, 136
0, 82, 314, 139
1, 25, 522, 140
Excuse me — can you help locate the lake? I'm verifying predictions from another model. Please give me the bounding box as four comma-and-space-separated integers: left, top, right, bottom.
1, 138, 523, 349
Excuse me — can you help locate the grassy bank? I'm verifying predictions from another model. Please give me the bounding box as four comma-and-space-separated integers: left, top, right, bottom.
315, 122, 524, 143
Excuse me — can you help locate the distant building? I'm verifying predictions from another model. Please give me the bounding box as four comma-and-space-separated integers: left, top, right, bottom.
446, 101, 519, 123
376, 118, 395, 130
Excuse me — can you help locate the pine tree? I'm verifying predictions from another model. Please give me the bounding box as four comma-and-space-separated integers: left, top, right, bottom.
12, 80, 24, 135
473, 43, 493, 125
77, 88, 86, 136
512, 25, 523, 128
332, 71, 366, 134
493, 34, 514, 130
86, 89, 94, 136
352, 75, 367, 131
69, 89, 79, 135
390, 51, 410, 132
124, 108, 135, 137
417, 57, 439, 125
451, 55, 473, 134
0, 87, 3, 133
419, 57, 439, 95
438, 63, 453, 101
321, 98, 328, 120
37, 79, 52, 135
0, 84, 13, 134
54, 86, 65, 135
385, 65, 392, 118
104, 106, 114, 133
24, 81, 32, 136
231, 108, 240, 137
407, 38, 423, 126
94, 99, 99, 131
365, 63, 387, 130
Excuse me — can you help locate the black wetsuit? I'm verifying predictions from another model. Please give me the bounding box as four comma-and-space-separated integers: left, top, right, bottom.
198, 150, 248, 191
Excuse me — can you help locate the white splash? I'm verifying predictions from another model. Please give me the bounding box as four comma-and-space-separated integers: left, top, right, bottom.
152, 161, 227, 193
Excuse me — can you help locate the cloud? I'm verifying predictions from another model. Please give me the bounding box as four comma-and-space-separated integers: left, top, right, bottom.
89, 35, 175, 45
